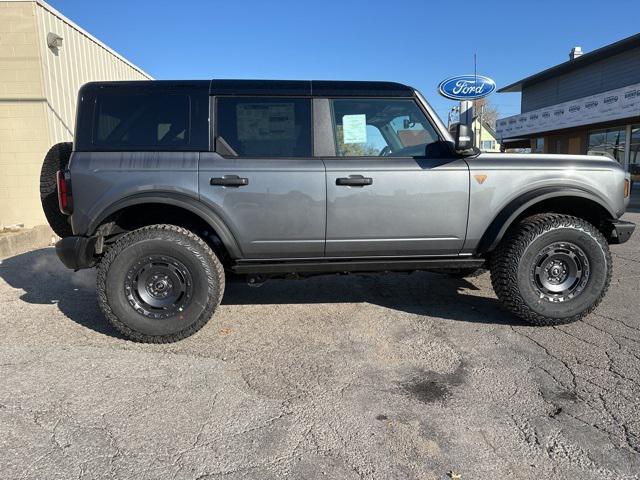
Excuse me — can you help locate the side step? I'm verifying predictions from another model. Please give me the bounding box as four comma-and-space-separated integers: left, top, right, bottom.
231, 257, 486, 275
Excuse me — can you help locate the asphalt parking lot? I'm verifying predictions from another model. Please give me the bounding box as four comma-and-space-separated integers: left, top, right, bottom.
1, 213, 639, 480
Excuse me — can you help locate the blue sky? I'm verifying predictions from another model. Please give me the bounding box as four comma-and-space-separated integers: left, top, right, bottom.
49, 0, 639, 122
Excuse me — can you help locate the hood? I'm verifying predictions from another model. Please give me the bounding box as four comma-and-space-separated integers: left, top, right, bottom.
470, 152, 623, 172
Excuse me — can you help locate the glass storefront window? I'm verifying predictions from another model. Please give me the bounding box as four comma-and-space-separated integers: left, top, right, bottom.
587, 127, 626, 163
630, 125, 640, 180
532, 137, 544, 153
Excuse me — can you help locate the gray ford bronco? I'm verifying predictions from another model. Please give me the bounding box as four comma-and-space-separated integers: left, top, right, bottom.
40, 80, 635, 343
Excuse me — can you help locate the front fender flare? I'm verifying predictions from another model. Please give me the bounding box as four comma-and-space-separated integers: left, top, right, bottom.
88, 192, 242, 259
476, 186, 616, 254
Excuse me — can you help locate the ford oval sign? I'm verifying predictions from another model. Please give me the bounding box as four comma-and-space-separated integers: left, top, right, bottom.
438, 75, 496, 101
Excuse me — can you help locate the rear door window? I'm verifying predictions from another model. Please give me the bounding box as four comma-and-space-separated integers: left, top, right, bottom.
216, 97, 312, 157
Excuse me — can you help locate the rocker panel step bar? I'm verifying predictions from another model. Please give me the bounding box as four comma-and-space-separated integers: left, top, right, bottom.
231, 257, 485, 275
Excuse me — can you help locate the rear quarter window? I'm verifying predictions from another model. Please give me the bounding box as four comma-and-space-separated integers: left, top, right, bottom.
75, 89, 208, 151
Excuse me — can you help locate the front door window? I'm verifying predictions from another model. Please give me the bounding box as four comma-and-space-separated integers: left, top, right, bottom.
330, 98, 440, 157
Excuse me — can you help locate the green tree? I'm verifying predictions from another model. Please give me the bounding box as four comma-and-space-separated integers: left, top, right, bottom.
335, 125, 381, 156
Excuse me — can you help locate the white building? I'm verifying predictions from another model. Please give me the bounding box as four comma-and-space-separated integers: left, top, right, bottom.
0, 0, 151, 228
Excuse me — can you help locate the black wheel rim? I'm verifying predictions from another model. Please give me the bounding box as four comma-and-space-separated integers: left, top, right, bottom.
530, 242, 590, 302
124, 255, 193, 319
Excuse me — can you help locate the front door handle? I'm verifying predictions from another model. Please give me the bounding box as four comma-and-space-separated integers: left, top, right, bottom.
336, 175, 373, 187
210, 175, 249, 187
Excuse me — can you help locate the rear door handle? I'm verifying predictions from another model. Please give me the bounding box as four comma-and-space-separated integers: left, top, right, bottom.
210, 175, 249, 187
336, 175, 373, 187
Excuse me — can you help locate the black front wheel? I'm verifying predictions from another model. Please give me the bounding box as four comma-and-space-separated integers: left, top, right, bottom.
490, 214, 612, 325
97, 225, 225, 342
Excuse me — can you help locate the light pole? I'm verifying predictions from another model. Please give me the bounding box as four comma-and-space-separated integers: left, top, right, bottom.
459, 100, 474, 141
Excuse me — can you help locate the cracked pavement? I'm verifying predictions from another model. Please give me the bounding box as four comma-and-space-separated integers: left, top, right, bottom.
0, 212, 638, 479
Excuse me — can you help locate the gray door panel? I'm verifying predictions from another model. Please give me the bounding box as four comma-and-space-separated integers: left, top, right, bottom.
199, 153, 326, 258
324, 158, 469, 256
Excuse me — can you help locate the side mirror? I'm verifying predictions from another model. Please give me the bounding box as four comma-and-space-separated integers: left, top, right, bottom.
454, 123, 473, 152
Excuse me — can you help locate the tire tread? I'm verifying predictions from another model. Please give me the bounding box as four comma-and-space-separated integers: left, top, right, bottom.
489, 213, 612, 326
40, 142, 73, 238
96, 224, 225, 343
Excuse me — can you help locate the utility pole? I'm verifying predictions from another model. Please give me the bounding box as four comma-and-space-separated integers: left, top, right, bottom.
459, 53, 477, 146
478, 104, 484, 150
459, 100, 473, 138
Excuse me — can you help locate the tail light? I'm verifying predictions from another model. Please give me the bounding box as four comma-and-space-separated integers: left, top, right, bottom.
56, 170, 73, 214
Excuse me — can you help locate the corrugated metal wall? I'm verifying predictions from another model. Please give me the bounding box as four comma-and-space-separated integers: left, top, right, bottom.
522, 47, 640, 113
0, 1, 152, 228
34, 1, 151, 144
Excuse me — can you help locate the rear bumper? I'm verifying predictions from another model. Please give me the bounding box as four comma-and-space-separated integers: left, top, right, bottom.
608, 220, 635, 244
55, 235, 97, 270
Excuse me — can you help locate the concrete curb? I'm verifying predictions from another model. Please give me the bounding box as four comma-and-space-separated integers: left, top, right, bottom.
0, 225, 58, 259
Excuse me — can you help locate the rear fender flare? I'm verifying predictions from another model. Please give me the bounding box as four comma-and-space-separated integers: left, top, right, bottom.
88, 193, 242, 258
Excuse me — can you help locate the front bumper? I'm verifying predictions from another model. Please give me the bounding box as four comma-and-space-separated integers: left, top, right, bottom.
608, 220, 635, 244
55, 236, 98, 270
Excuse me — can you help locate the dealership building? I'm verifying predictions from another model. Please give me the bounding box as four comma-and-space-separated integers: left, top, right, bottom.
496, 33, 640, 177
0, 0, 151, 229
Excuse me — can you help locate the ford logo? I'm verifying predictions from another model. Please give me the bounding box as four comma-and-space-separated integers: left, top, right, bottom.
437, 75, 496, 100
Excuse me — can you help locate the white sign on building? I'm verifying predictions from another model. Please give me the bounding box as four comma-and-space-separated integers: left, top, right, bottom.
496, 82, 640, 139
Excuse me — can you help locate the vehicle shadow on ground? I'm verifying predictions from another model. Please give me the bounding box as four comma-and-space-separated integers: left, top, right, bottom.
0, 248, 525, 339
0, 248, 120, 337
222, 272, 526, 327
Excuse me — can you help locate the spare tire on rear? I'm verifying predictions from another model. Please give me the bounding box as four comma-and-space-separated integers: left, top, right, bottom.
40, 142, 73, 238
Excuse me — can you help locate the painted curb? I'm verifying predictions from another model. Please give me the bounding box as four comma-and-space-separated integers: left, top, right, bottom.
0, 225, 58, 259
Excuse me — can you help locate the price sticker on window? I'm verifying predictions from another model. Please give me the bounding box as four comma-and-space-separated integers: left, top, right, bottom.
342, 114, 367, 143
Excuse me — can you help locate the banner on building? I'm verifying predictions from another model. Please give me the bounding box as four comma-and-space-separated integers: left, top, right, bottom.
496, 82, 640, 139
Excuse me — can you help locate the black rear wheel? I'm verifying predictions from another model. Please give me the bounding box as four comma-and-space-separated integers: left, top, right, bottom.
490, 214, 612, 325
97, 225, 225, 342
40, 142, 73, 238
124, 254, 194, 319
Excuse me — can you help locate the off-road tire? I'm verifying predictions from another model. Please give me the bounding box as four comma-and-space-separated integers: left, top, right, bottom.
96, 225, 225, 343
40, 142, 73, 238
490, 214, 612, 326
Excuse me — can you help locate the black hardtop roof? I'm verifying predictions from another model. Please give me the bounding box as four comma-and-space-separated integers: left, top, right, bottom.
80, 79, 415, 97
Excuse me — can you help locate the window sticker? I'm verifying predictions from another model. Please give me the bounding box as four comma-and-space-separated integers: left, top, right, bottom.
237, 103, 295, 141
342, 114, 367, 143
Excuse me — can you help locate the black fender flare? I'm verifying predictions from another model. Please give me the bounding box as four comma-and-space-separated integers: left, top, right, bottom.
87, 192, 243, 258
477, 186, 616, 254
